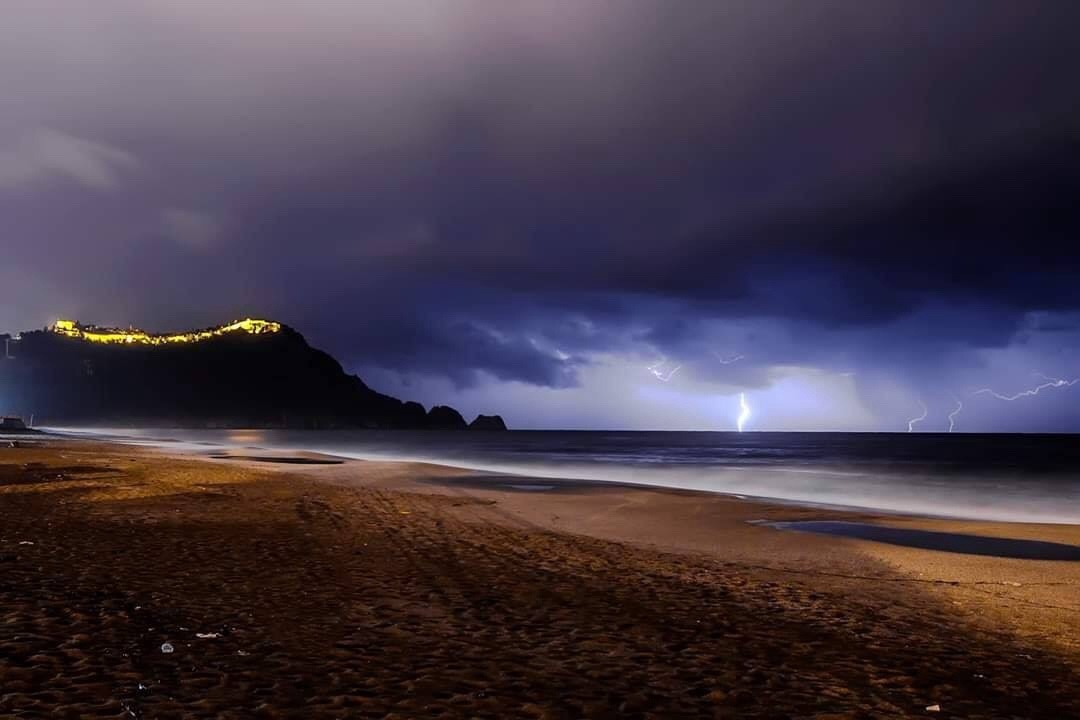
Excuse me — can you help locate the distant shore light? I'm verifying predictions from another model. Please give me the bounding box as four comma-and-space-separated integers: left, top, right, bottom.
51, 318, 281, 345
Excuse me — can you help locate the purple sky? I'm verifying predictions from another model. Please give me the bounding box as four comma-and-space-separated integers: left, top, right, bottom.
2, 2, 1079, 430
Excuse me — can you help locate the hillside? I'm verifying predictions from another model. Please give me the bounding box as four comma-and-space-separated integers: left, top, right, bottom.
0, 319, 503, 430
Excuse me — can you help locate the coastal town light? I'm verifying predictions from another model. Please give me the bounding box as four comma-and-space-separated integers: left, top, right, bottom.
51, 318, 281, 345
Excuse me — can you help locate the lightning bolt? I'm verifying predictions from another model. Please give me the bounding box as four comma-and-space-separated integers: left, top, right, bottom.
948, 396, 962, 433
907, 400, 927, 433
973, 373, 1079, 401
714, 352, 745, 365
737, 392, 751, 432
647, 360, 682, 382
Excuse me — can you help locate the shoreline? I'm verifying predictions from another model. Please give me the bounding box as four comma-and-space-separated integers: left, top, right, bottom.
148, 441, 1080, 649
41, 427, 1080, 525
199, 443, 1080, 531
2, 437, 1078, 717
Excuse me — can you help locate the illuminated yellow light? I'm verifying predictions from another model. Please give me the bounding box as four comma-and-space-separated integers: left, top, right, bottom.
51, 318, 281, 345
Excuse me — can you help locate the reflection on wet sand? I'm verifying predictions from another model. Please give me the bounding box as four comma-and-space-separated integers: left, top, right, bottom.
767, 520, 1080, 561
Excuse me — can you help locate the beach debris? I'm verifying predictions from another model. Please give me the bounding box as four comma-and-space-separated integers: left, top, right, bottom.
925, 704, 941, 713
399, 510, 411, 515
18, 541, 34, 546
160, 642, 175, 654
196, 632, 222, 639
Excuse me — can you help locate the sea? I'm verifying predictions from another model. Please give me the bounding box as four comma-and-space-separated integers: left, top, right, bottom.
44, 428, 1080, 525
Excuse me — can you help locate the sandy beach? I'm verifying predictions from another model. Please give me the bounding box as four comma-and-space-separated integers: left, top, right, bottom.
1, 438, 1078, 718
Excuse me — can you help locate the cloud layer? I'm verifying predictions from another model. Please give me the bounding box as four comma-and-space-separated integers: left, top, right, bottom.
0, 129, 137, 190
2, 2, 1079, 429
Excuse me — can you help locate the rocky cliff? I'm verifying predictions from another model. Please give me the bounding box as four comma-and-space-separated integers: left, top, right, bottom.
0, 319, 504, 430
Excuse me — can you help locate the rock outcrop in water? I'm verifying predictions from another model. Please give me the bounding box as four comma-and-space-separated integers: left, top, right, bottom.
0, 319, 505, 430
0, 416, 28, 431
468, 414, 508, 431
426, 405, 468, 429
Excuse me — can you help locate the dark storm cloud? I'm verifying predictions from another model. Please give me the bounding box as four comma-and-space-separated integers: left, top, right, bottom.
632, 132, 1080, 324
2, 1, 1079, 427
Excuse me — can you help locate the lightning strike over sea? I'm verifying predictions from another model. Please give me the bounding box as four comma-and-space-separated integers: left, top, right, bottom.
736, 392, 751, 432
948, 397, 963, 432
907, 400, 928, 433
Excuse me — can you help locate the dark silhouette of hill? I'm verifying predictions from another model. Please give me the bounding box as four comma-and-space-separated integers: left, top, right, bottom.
0, 320, 505, 430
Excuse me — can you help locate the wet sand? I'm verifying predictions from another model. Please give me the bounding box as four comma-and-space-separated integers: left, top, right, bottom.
762, 520, 1080, 561
1, 440, 1078, 718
